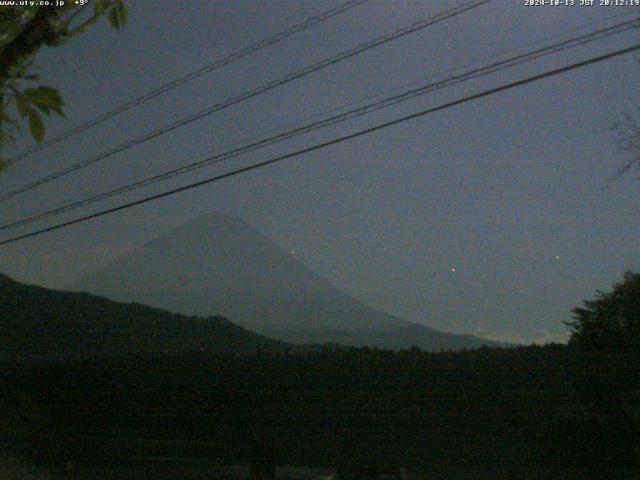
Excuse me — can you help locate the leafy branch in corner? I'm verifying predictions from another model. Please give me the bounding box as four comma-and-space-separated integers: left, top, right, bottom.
0, 0, 128, 171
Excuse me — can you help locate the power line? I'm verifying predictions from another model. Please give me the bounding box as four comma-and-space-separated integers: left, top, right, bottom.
100, 11, 635, 195
1, 42, 638, 247
2, 17, 637, 231
3, 18, 636, 230
8, 0, 372, 164
0, 0, 491, 203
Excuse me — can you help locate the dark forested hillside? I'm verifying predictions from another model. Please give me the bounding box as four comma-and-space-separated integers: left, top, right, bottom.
2, 272, 638, 479
1, 344, 637, 479
0, 273, 286, 362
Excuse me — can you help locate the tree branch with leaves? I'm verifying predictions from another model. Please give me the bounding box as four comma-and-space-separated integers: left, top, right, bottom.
0, 0, 128, 171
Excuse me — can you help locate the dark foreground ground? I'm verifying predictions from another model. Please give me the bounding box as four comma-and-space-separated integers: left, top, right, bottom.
1, 344, 638, 480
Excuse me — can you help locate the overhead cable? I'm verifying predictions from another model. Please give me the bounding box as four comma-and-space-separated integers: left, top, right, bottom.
1, 42, 638, 246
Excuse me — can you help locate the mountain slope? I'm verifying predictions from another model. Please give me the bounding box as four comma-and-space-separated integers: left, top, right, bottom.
70, 211, 502, 351
0, 273, 286, 362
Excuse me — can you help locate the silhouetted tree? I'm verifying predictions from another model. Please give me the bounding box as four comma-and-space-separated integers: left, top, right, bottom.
564, 271, 640, 473
612, 105, 640, 183
566, 271, 640, 353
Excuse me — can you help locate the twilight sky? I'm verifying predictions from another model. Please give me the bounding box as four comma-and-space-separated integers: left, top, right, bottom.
0, 0, 639, 344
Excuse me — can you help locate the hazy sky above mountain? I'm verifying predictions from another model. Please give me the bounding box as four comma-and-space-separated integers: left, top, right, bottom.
0, 0, 639, 343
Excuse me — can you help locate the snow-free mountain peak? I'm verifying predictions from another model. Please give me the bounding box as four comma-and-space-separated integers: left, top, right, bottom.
70, 211, 503, 351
